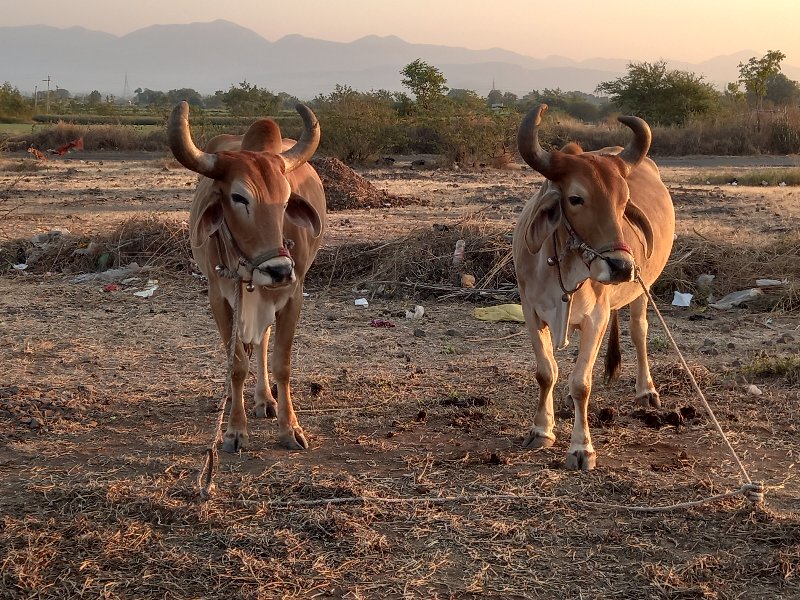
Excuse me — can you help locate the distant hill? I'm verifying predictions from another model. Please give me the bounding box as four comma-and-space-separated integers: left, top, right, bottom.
2, 20, 797, 98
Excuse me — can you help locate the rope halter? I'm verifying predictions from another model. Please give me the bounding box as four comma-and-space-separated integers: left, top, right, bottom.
213, 220, 295, 291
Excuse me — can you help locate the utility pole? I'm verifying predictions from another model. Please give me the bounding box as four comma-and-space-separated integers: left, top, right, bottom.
42, 75, 52, 113
33, 85, 38, 110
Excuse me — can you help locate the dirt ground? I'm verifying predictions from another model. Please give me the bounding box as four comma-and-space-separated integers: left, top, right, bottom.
1, 150, 799, 599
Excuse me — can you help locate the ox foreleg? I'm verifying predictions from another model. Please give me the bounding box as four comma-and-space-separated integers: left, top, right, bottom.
272, 292, 308, 450
629, 294, 660, 408
254, 327, 279, 418
521, 313, 558, 449
566, 306, 611, 470
210, 290, 251, 453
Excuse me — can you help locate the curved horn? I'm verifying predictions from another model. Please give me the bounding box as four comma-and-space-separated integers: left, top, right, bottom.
517, 104, 554, 178
616, 115, 652, 170
167, 101, 219, 177
280, 104, 320, 173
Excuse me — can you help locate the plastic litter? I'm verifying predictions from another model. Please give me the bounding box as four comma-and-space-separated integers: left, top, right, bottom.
756, 278, 787, 287
72, 262, 141, 283
696, 274, 715, 286
452, 240, 465, 265
133, 279, 159, 298
103, 283, 119, 292
461, 274, 476, 288
405, 305, 425, 319
473, 304, 525, 323
370, 319, 395, 328
13, 263, 28, 271
671, 291, 693, 307
354, 298, 369, 308
708, 288, 763, 309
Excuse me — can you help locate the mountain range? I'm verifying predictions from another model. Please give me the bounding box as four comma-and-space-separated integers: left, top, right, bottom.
2, 20, 797, 99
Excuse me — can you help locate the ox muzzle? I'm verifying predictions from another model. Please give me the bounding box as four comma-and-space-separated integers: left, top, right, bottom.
214, 222, 296, 291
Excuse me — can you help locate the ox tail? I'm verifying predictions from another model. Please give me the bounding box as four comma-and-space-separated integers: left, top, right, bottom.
604, 309, 622, 383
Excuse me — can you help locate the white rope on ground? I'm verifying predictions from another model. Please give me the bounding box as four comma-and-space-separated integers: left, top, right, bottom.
261, 483, 765, 512
636, 274, 765, 505
197, 279, 241, 501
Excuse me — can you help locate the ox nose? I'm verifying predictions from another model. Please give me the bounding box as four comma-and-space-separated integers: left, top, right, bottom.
262, 262, 294, 284
606, 258, 634, 282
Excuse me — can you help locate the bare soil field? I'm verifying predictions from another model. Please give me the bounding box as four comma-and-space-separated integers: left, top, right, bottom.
1, 151, 799, 599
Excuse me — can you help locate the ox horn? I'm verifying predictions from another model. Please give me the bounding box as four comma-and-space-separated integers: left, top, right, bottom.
517, 104, 554, 178
280, 104, 320, 173
167, 101, 220, 177
616, 115, 652, 170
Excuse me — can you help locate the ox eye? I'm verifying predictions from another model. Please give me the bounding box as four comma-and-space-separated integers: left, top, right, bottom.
568, 195, 584, 206
231, 193, 250, 206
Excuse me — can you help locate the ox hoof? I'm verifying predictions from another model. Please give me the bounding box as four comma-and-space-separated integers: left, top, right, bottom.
522, 430, 556, 449
222, 429, 249, 453
565, 449, 596, 471
255, 400, 278, 419
635, 391, 661, 409
279, 426, 309, 451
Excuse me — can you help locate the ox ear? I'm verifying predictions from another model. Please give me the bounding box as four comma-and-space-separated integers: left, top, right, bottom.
286, 193, 323, 238
192, 200, 224, 246
624, 201, 655, 258
523, 187, 562, 254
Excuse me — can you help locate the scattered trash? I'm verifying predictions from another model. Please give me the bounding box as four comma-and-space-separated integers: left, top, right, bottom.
120, 277, 140, 285
709, 288, 763, 309
73, 262, 141, 283
133, 279, 159, 298
746, 384, 763, 396
103, 283, 119, 292
12, 263, 28, 271
370, 319, 395, 328
696, 274, 715, 286
755, 278, 788, 287
473, 304, 525, 323
779, 181, 787, 187
405, 305, 425, 319
452, 239, 466, 265
461, 273, 476, 288
354, 298, 369, 308
72, 241, 100, 256
671, 291, 693, 307
761, 180, 769, 186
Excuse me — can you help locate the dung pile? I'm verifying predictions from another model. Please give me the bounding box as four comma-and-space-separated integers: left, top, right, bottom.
311, 157, 421, 210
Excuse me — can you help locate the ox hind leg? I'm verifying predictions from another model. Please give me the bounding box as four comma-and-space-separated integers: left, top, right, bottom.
521, 312, 558, 449
254, 327, 278, 419
630, 293, 660, 408
272, 292, 308, 450
209, 290, 251, 453
566, 305, 611, 471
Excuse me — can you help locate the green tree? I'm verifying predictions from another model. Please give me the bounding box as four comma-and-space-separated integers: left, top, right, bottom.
765, 72, 800, 107
311, 84, 404, 162
447, 88, 486, 111
87, 90, 102, 107
221, 81, 279, 117
166, 88, 204, 107
134, 88, 168, 108
596, 61, 720, 125
0, 82, 30, 120
738, 50, 786, 110
400, 59, 448, 111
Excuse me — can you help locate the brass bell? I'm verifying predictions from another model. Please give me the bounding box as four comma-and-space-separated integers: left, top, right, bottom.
246, 282, 256, 292
561, 293, 570, 302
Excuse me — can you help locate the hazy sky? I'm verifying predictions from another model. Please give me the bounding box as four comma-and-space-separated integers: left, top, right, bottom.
4, 0, 799, 65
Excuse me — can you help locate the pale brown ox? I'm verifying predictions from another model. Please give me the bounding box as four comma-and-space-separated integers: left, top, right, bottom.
168, 101, 325, 452
512, 104, 675, 470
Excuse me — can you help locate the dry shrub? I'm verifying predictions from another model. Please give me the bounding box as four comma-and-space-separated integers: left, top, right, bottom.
308, 221, 514, 291
0, 216, 191, 275
654, 232, 800, 310
13, 121, 167, 153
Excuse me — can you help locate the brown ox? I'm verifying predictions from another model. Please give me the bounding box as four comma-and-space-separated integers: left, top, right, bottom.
512, 104, 675, 470
168, 101, 325, 452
